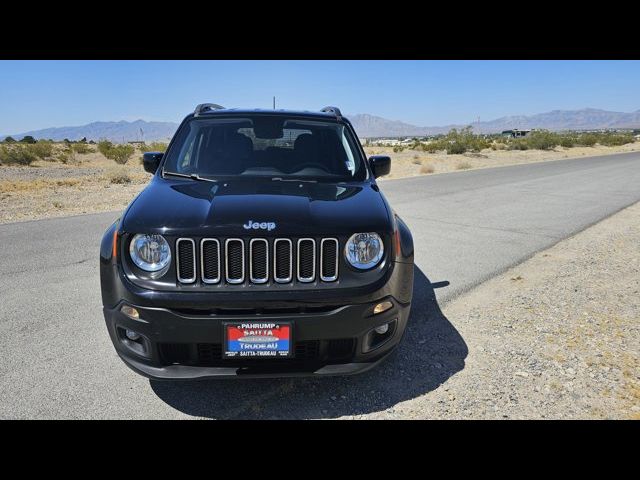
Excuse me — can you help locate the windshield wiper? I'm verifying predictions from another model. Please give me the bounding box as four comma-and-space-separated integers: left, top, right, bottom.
271, 177, 318, 183
163, 171, 218, 183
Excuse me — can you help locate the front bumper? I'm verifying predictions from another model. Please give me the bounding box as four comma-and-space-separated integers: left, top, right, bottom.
104, 297, 411, 380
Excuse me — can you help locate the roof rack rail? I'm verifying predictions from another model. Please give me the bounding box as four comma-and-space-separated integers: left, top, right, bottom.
194, 103, 226, 116
320, 106, 342, 121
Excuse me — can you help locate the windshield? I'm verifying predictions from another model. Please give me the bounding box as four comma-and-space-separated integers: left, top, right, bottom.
162, 116, 367, 181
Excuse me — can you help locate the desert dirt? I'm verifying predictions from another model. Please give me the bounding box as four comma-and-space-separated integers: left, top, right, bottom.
0, 141, 639, 224
357, 201, 640, 419
0, 148, 151, 224
369, 141, 640, 180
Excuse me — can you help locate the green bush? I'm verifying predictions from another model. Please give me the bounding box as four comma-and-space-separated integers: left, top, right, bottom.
559, 135, 576, 148
71, 143, 92, 154
422, 141, 443, 153
20, 135, 37, 144
446, 141, 467, 155
435, 126, 491, 155
106, 144, 135, 164
97, 140, 113, 157
508, 139, 529, 150
29, 140, 54, 160
148, 141, 168, 152
0, 144, 38, 165
525, 130, 559, 150
597, 133, 634, 146
575, 134, 597, 147
3, 136, 16, 143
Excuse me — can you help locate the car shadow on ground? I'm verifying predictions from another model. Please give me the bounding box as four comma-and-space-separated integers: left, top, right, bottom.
150, 267, 468, 419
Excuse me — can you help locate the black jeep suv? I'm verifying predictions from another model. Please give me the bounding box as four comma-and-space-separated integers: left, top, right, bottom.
100, 104, 414, 379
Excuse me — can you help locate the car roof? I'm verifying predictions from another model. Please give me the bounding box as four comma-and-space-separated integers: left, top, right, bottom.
190, 108, 346, 122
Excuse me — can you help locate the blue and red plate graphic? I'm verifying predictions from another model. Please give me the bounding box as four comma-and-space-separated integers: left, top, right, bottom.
224, 322, 292, 358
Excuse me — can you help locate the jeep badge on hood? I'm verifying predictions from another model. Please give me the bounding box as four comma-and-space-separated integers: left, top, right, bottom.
243, 220, 276, 231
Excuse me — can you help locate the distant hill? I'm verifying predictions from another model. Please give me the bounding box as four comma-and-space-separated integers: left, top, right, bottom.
1, 120, 178, 143
3, 108, 640, 142
348, 108, 640, 138
346, 114, 430, 138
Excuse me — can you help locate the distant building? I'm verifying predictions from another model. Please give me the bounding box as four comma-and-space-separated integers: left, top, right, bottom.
501, 129, 531, 138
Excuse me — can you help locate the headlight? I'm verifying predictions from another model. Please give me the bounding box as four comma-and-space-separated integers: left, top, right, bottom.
345, 232, 384, 270
129, 234, 171, 272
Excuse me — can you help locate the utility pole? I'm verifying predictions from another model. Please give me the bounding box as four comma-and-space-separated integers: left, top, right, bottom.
273, 96, 276, 110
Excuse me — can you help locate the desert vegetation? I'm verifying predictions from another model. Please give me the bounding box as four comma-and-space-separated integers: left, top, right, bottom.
96, 140, 135, 164
398, 128, 637, 156
367, 128, 640, 179
0, 138, 169, 222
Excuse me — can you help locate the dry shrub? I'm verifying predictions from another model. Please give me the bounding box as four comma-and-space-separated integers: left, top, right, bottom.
107, 169, 132, 184
0, 178, 83, 194
0, 145, 38, 166
420, 164, 435, 174
456, 161, 472, 170
71, 143, 92, 154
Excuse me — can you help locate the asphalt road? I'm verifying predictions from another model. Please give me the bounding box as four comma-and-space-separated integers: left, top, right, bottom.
1, 152, 640, 419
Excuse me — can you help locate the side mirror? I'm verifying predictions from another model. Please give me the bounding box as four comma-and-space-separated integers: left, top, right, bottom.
143, 152, 163, 174
369, 155, 391, 178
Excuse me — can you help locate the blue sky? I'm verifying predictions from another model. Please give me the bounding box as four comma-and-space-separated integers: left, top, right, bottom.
1, 60, 639, 134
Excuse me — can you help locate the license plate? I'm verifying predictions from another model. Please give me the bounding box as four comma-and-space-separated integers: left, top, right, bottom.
223, 322, 292, 358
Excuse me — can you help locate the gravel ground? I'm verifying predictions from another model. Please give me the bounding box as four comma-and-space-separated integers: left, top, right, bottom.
0, 151, 150, 224
0, 163, 103, 182
359, 202, 640, 419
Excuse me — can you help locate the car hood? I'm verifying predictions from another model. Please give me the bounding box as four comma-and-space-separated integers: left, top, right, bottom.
122, 176, 391, 236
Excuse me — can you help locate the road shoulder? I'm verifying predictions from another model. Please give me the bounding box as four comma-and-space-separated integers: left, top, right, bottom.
381, 202, 640, 419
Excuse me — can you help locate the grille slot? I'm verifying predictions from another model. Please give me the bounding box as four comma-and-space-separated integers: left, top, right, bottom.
320, 238, 339, 282
297, 238, 316, 282
201, 239, 221, 284
249, 238, 269, 283
176, 238, 196, 283
225, 239, 245, 284
274, 238, 293, 283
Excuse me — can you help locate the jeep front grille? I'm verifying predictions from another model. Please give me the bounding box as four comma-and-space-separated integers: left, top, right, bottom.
320, 238, 339, 282
225, 239, 245, 284
297, 238, 316, 282
176, 238, 196, 283
250, 238, 269, 283
274, 238, 292, 283
200, 239, 220, 283
176, 237, 339, 286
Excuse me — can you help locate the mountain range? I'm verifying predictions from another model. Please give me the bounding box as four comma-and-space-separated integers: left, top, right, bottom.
349, 108, 640, 137
0, 119, 177, 143
2, 108, 640, 142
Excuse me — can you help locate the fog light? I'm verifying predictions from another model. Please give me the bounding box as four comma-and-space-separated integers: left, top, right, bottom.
125, 329, 141, 341
374, 324, 390, 335
373, 301, 393, 315
120, 305, 140, 320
